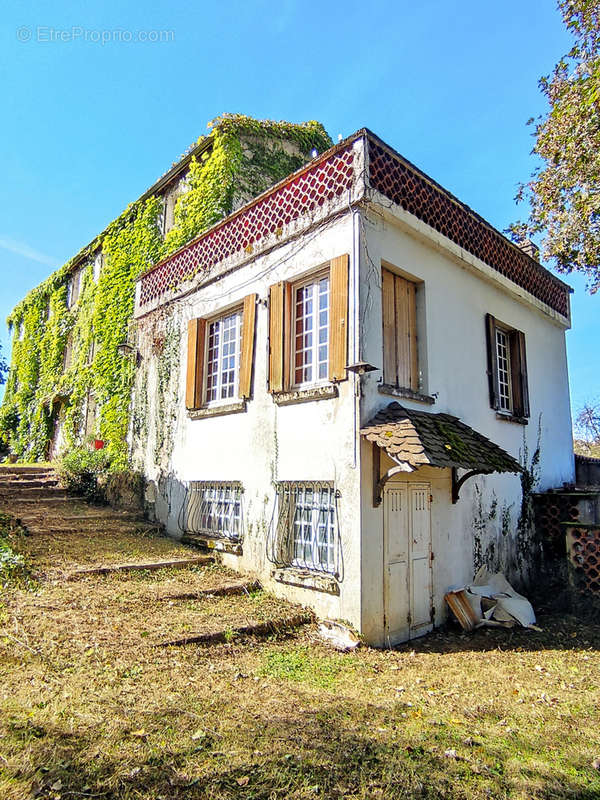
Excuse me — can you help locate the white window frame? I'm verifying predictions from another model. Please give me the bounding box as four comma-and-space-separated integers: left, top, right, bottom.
495, 326, 513, 414
179, 481, 244, 542
291, 270, 330, 389
203, 308, 242, 405
290, 484, 336, 573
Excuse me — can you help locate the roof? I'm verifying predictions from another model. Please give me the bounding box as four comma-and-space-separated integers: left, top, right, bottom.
360, 402, 522, 474
137, 128, 571, 319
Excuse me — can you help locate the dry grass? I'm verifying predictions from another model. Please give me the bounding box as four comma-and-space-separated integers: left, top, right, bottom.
0, 508, 599, 799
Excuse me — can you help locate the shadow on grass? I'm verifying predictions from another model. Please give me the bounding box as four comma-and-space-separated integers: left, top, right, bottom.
3, 692, 599, 800
395, 612, 600, 657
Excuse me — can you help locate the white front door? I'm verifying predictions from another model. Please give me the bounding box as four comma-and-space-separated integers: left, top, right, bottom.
383, 482, 433, 645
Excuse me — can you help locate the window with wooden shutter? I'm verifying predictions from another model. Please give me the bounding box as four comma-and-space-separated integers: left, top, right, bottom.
186, 318, 205, 410
269, 282, 286, 393
268, 255, 349, 393
239, 294, 257, 399
485, 314, 530, 419
329, 254, 349, 382
187, 299, 255, 411
381, 268, 419, 391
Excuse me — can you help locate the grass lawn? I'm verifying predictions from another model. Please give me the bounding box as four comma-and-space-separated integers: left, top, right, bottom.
0, 510, 599, 799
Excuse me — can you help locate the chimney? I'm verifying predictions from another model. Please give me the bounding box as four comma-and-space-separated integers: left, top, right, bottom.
517, 238, 540, 261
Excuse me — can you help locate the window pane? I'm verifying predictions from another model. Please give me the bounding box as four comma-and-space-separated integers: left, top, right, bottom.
294, 276, 329, 387
495, 329, 512, 412
206, 311, 241, 403
290, 484, 335, 572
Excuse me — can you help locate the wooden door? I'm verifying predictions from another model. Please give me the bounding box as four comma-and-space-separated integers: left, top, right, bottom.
384, 482, 433, 645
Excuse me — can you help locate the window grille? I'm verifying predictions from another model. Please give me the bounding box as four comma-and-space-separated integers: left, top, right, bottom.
178, 481, 244, 542
267, 481, 342, 577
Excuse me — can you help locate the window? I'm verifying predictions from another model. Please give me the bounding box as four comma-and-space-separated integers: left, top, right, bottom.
63, 334, 73, 371
178, 481, 243, 542
206, 310, 242, 403
268, 481, 340, 575
485, 314, 530, 419
159, 187, 180, 236
293, 272, 329, 387
381, 267, 419, 391
268, 254, 348, 393
66, 269, 82, 308
185, 294, 256, 411
93, 253, 103, 283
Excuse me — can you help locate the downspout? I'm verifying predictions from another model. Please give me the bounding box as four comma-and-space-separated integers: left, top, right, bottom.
351, 200, 361, 469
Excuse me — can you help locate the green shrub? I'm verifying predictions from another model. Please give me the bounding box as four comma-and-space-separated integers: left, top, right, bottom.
0, 512, 31, 588
57, 446, 112, 503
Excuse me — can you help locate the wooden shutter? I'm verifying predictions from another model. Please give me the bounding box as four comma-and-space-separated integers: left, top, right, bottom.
510, 330, 530, 418
406, 281, 418, 391
381, 268, 396, 385
329, 254, 349, 382
269, 283, 285, 393
382, 269, 418, 390
485, 313, 499, 410
239, 294, 257, 399
185, 318, 205, 409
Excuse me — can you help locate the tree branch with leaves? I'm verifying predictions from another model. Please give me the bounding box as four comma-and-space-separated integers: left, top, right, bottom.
515, 0, 600, 292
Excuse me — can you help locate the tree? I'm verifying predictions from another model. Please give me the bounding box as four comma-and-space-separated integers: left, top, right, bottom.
574, 401, 600, 455
516, 0, 600, 292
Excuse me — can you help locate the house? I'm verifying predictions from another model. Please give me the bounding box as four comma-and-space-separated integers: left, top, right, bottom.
132, 129, 575, 646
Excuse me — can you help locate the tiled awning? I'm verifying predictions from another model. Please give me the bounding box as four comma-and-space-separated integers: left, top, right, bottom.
361, 402, 522, 474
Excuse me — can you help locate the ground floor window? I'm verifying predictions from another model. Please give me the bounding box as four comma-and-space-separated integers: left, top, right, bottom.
179, 481, 243, 541
268, 481, 341, 576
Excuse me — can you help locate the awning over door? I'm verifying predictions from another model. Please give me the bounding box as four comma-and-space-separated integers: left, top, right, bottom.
360, 402, 522, 505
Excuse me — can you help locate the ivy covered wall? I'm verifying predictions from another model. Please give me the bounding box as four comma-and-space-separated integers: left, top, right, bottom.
0, 114, 331, 466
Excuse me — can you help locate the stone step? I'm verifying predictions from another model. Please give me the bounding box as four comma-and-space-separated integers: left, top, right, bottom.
66, 555, 214, 580
0, 496, 73, 507
0, 483, 68, 499
158, 610, 314, 648
35, 521, 162, 535
158, 579, 261, 601
16, 510, 146, 523
0, 479, 59, 489
0, 466, 56, 477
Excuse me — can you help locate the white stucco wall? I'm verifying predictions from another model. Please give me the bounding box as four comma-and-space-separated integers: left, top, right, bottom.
357, 203, 574, 643
133, 214, 364, 629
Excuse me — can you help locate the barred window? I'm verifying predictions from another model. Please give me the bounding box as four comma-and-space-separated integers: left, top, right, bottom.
178, 481, 243, 542
268, 481, 341, 576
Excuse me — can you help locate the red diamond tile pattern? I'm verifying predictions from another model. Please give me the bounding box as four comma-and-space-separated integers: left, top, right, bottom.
368, 140, 569, 317
139, 145, 355, 308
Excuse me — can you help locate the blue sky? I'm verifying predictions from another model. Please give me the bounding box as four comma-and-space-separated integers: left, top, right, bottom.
0, 0, 597, 420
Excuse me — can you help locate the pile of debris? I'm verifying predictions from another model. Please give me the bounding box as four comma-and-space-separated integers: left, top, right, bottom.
445, 568, 540, 632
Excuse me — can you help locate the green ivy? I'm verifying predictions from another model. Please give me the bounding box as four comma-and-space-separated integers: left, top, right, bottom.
1, 115, 332, 466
